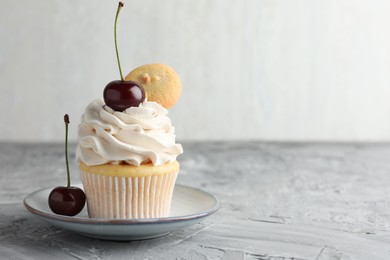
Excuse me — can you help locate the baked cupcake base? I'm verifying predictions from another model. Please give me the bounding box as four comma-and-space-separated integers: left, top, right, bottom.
79, 161, 179, 219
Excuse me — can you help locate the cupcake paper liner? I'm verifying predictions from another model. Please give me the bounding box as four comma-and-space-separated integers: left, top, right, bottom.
80, 170, 178, 219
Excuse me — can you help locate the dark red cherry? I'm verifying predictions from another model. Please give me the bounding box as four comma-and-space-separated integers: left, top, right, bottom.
48, 186, 86, 216
103, 80, 145, 111
103, 3, 145, 111
48, 114, 86, 216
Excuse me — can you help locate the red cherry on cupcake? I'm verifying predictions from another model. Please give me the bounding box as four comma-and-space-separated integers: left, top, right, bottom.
103, 2, 145, 111
48, 114, 86, 216
103, 80, 145, 111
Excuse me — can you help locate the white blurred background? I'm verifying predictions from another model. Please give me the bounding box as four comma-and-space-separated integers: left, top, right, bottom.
1, 0, 390, 142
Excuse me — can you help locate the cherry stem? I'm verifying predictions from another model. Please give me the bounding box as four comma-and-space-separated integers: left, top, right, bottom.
114, 2, 124, 81
64, 114, 70, 188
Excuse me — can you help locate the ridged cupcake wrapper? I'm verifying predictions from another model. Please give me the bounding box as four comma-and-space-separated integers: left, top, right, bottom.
80, 170, 178, 219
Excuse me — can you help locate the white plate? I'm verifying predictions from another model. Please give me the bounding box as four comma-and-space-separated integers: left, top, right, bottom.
24, 184, 220, 241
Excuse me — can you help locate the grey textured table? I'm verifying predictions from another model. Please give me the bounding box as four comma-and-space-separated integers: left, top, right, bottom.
1, 142, 390, 259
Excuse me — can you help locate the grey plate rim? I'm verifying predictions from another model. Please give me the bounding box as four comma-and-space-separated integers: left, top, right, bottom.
23, 184, 221, 225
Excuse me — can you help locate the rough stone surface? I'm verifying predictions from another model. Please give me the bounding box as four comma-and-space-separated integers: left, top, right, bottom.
1, 142, 390, 259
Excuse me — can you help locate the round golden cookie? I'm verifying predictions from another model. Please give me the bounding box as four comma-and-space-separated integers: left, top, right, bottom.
125, 64, 182, 109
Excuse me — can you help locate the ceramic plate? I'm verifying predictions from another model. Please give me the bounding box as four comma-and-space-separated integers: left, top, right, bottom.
24, 184, 220, 241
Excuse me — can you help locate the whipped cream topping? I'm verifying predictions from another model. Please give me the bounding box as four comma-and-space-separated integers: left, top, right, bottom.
76, 99, 183, 166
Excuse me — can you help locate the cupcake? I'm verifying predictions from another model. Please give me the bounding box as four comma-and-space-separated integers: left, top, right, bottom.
77, 64, 183, 219
77, 3, 184, 219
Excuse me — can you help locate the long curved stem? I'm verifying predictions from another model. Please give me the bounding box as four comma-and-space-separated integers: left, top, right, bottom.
115, 2, 124, 81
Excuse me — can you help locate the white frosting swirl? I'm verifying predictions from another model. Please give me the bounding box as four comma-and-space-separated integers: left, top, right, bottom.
76, 99, 183, 166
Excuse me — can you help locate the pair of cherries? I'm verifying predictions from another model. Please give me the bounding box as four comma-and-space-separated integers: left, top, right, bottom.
48, 2, 144, 216
49, 83, 143, 217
